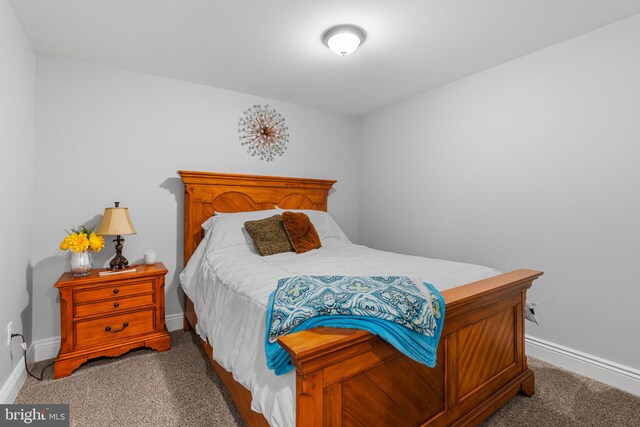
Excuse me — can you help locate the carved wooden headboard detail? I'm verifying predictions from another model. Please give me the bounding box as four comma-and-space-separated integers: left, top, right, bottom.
178, 171, 336, 265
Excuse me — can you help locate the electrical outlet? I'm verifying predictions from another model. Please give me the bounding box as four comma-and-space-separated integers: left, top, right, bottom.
6, 321, 13, 346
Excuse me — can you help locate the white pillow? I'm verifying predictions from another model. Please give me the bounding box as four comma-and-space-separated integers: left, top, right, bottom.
183, 209, 281, 293
201, 208, 278, 231
275, 207, 350, 243
203, 209, 280, 253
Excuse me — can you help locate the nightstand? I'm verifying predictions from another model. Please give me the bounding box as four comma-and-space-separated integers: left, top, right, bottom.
53, 262, 171, 378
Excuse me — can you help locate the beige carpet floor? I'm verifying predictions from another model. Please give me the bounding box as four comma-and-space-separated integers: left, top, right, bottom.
15, 331, 640, 426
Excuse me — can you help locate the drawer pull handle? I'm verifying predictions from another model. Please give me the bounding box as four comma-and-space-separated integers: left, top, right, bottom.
105, 322, 129, 333
113, 302, 120, 308
113, 289, 119, 294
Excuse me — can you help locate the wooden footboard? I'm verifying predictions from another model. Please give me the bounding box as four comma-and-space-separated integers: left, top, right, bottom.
277, 269, 542, 426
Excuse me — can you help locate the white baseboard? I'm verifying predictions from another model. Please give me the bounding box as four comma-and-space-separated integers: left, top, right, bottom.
7, 319, 635, 402
525, 335, 640, 397
27, 336, 60, 364
165, 313, 184, 332
0, 357, 27, 404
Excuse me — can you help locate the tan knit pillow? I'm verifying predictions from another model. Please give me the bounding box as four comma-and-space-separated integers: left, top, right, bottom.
244, 215, 294, 256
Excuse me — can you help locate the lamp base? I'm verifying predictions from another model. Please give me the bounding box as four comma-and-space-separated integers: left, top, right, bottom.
108, 235, 130, 270
108, 253, 129, 270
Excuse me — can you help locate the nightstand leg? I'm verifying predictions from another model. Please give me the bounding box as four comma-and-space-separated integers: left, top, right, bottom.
146, 334, 171, 352
54, 355, 88, 379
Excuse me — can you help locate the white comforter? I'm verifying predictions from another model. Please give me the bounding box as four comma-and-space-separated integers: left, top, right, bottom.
180, 238, 500, 427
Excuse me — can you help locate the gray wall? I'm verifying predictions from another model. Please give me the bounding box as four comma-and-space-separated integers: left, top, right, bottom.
358, 14, 640, 369
0, 0, 35, 392
32, 54, 360, 342
6, 4, 640, 392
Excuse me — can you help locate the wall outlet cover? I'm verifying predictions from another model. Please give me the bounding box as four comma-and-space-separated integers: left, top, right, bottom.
6, 321, 13, 346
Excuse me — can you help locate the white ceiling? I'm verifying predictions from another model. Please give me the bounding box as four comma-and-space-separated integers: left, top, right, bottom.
11, 0, 640, 116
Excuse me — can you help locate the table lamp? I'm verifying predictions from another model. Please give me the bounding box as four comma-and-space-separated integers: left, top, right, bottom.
96, 202, 137, 270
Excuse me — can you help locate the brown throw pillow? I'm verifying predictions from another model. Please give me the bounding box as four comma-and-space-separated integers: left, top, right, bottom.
281, 211, 321, 254
244, 215, 294, 256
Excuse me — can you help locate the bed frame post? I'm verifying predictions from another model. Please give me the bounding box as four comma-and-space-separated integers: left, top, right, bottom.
183, 181, 192, 331
183, 294, 194, 332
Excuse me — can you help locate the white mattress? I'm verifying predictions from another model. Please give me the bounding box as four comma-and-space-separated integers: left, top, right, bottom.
180, 238, 500, 427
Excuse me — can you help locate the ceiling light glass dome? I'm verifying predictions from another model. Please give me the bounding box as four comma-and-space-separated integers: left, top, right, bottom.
322, 25, 367, 56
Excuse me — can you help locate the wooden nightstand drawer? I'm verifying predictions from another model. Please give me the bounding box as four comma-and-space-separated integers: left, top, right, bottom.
74, 279, 153, 303
74, 309, 155, 349
74, 294, 155, 318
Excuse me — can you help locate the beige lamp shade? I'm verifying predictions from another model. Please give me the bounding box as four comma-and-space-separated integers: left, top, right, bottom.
96, 205, 137, 236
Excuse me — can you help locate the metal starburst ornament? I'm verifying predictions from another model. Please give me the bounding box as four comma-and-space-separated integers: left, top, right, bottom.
238, 105, 289, 162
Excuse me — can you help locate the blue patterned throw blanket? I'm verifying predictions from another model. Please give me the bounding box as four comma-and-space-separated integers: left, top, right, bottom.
265, 276, 445, 375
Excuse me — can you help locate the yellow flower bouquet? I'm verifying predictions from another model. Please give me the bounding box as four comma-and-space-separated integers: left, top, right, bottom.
60, 226, 105, 276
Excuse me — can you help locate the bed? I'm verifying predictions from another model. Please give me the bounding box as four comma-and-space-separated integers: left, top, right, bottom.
178, 170, 543, 427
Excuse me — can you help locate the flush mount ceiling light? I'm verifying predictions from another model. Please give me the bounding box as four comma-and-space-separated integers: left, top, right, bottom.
321, 24, 367, 56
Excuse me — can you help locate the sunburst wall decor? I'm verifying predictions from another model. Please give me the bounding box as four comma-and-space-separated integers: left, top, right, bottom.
238, 105, 289, 162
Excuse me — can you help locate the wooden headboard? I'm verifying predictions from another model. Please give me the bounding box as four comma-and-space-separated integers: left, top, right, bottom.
179, 171, 336, 265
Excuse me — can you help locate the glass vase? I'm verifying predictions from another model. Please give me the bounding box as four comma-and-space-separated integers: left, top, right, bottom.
70, 251, 92, 277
